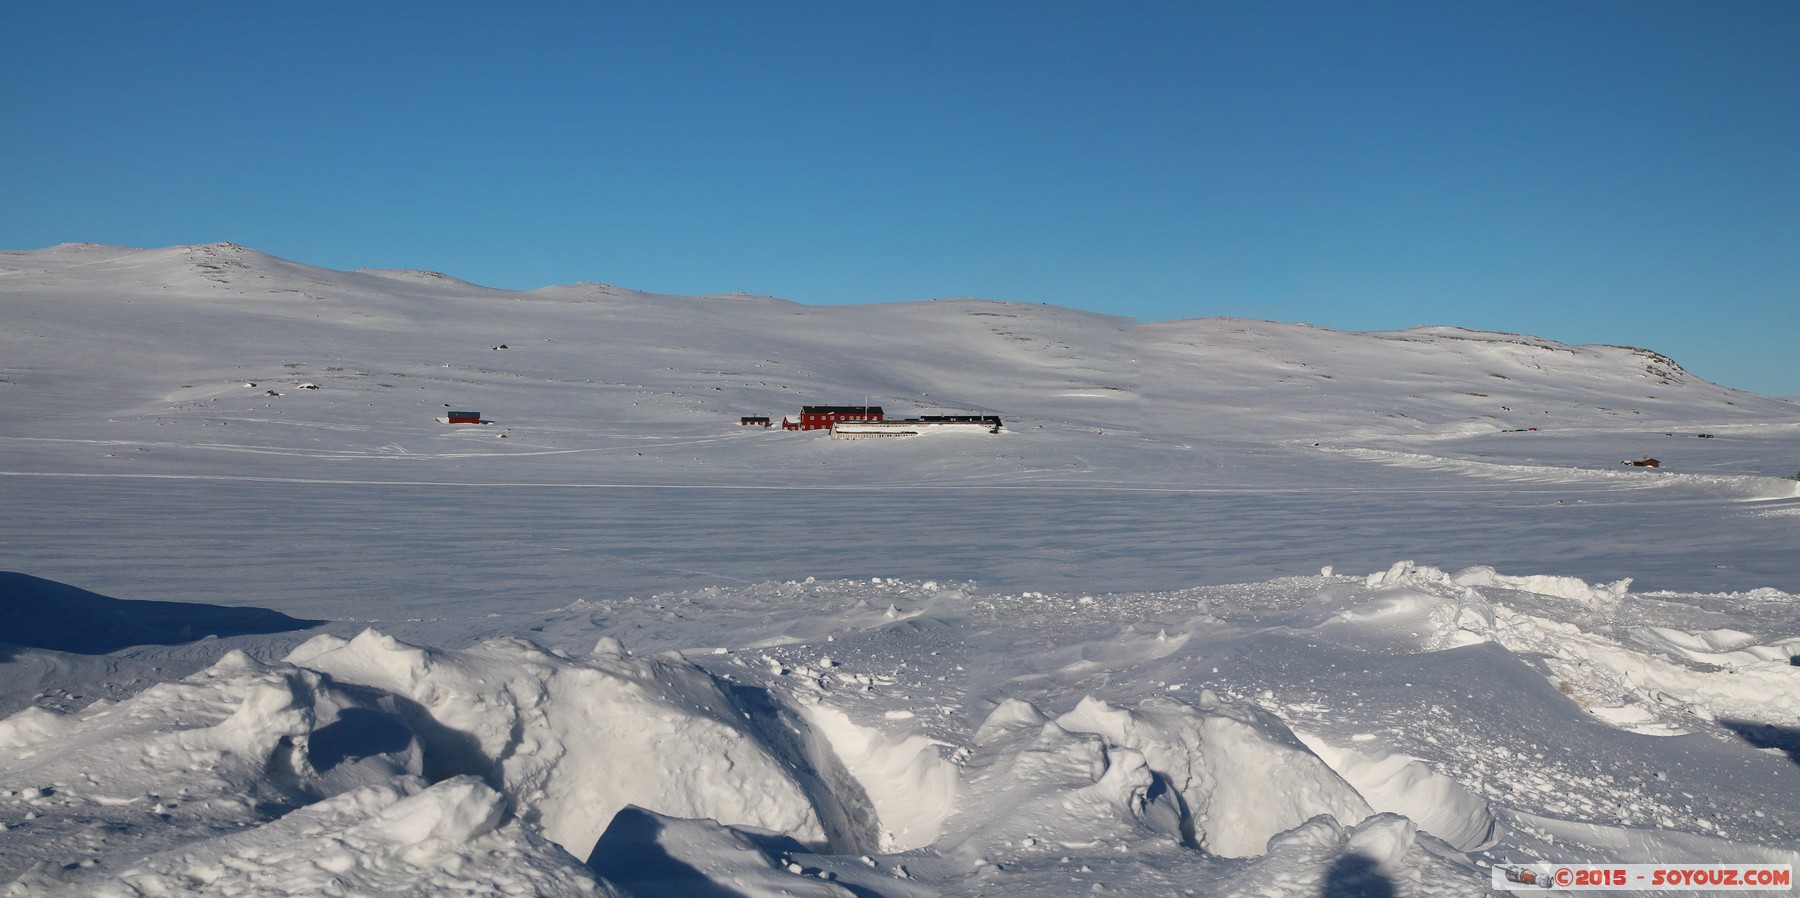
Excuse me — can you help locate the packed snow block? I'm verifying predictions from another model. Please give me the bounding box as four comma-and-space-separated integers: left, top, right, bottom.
24, 777, 624, 898
1362, 561, 1630, 615
1349, 562, 1800, 731
0, 649, 422, 803
362, 775, 505, 844
1055, 693, 1373, 858
1629, 625, 1800, 665
948, 698, 1187, 860
0, 651, 426, 886
0, 705, 75, 753
1449, 564, 1630, 614
287, 630, 833, 862
973, 697, 1054, 745
1298, 736, 1496, 851
798, 703, 958, 851
0, 571, 322, 654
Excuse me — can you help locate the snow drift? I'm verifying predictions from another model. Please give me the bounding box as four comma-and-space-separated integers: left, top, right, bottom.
284, 630, 853, 860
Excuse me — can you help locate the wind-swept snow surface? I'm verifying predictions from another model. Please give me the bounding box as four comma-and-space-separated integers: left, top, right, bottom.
3, 244, 1799, 896
7, 572, 1796, 896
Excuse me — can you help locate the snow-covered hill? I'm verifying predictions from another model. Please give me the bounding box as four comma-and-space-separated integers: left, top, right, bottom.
3, 244, 1798, 896
4, 242, 1792, 477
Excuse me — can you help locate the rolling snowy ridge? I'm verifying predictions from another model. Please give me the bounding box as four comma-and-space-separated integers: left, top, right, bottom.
3, 244, 1798, 897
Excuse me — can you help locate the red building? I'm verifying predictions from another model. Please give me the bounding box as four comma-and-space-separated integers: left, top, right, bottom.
782, 405, 884, 431
445, 410, 481, 424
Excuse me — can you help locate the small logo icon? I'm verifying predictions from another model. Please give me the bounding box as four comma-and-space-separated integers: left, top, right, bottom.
1497, 864, 1553, 888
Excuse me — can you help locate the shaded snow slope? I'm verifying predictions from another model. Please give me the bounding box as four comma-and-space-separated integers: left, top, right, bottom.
0, 572, 320, 655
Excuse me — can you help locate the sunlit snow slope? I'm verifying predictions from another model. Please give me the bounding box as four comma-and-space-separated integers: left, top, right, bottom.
3, 243, 1799, 897
3, 242, 1793, 485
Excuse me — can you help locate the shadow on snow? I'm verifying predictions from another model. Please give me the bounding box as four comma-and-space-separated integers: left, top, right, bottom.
0, 571, 322, 657
1719, 719, 1800, 767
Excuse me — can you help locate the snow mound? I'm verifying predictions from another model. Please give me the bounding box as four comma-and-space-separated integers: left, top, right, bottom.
0, 707, 74, 754
1222, 813, 1444, 898
952, 692, 1372, 861
286, 629, 835, 860
362, 775, 506, 844
947, 697, 1184, 861
1298, 734, 1496, 851
3, 628, 915, 893
1450, 564, 1632, 613
1627, 626, 1800, 666
1345, 562, 1800, 732
1055, 694, 1374, 858
799, 703, 958, 851
0, 647, 419, 805
12, 777, 620, 898
0, 649, 423, 887
1364, 560, 1629, 613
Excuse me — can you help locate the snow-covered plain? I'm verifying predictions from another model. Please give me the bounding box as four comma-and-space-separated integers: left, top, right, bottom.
2, 242, 1798, 896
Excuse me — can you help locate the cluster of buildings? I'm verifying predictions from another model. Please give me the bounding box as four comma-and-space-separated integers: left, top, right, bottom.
741, 405, 1002, 439
438, 403, 1001, 441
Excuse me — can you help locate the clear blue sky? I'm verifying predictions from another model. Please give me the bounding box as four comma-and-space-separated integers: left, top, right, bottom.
5, 2, 1797, 395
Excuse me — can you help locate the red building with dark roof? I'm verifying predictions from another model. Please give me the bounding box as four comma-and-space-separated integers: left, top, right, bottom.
782, 405, 884, 431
